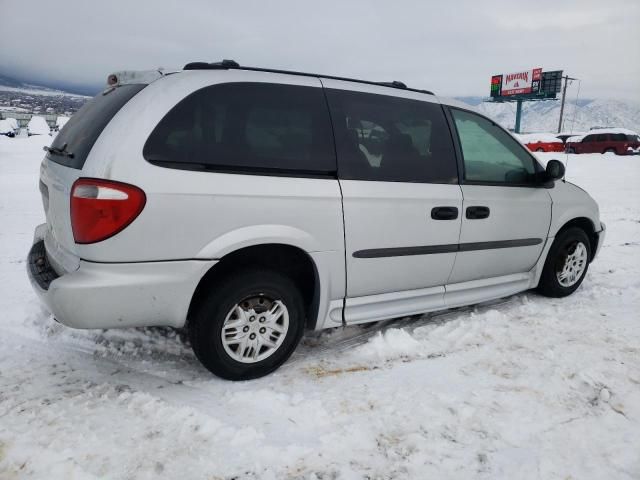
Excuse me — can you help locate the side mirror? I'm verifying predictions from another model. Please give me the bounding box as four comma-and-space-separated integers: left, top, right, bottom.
545, 159, 565, 181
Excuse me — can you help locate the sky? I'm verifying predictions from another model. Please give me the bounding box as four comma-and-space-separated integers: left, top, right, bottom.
1, 0, 639, 100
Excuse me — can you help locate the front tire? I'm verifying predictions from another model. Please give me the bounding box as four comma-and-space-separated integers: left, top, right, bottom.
537, 227, 591, 298
189, 269, 305, 380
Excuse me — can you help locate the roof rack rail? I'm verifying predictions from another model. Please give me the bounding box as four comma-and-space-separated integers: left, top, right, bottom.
182, 60, 434, 95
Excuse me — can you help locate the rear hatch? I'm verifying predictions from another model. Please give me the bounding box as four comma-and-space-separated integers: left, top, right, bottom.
40, 84, 146, 274
627, 134, 640, 147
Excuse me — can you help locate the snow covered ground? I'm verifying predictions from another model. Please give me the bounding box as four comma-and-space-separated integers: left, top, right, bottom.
1, 136, 639, 479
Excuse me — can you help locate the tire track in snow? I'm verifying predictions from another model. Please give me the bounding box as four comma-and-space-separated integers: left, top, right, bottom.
3, 293, 520, 422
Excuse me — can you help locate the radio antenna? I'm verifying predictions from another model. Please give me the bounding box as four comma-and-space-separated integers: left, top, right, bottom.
563, 77, 580, 181
570, 79, 582, 134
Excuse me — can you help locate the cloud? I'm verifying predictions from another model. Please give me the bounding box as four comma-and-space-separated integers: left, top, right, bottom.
1, 0, 638, 101
490, 8, 614, 31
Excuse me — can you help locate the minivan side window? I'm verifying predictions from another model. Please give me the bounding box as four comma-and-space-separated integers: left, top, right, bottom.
451, 109, 538, 185
595, 134, 608, 142
325, 89, 458, 183
143, 83, 336, 175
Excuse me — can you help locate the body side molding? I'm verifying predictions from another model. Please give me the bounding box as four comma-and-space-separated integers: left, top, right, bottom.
353, 238, 542, 259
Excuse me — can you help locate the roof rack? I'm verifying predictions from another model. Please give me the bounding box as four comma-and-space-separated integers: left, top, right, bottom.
182, 60, 434, 95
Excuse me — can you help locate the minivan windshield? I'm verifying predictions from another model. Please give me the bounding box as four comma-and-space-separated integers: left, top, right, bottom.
48, 84, 145, 169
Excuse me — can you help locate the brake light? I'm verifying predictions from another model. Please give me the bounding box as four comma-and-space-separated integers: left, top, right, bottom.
71, 178, 146, 244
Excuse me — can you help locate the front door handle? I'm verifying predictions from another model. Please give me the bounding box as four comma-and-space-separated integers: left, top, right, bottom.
466, 206, 490, 219
431, 206, 459, 220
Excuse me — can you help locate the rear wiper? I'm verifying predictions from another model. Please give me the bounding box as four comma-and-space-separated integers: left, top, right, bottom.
43, 143, 74, 158
148, 159, 211, 170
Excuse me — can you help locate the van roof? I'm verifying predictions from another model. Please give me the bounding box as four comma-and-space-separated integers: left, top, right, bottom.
183, 59, 435, 96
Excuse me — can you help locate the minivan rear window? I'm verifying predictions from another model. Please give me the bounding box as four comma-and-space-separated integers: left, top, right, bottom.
48, 84, 146, 169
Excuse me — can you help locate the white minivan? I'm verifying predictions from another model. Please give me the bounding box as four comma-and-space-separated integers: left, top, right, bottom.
28, 60, 605, 380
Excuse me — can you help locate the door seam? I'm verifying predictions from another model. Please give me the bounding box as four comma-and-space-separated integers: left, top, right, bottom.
445, 184, 465, 288
319, 77, 347, 327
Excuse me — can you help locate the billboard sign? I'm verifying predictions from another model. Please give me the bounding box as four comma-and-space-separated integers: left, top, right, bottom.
490, 74, 502, 98
501, 68, 542, 96
541, 70, 563, 94
490, 68, 562, 100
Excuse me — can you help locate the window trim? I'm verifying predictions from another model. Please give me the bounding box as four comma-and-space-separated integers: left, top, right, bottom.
143, 81, 338, 179
148, 160, 338, 179
326, 88, 460, 185
445, 106, 548, 188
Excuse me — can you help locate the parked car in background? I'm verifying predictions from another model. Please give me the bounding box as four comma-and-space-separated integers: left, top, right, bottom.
0, 119, 17, 137
27, 116, 51, 136
565, 128, 640, 155
5, 117, 19, 132
516, 133, 565, 153
55, 116, 70, 132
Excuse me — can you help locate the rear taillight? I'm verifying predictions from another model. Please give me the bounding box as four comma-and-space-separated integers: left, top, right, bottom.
71, 178, 146, 244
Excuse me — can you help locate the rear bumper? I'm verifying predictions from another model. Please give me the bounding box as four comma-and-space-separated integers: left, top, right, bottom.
28, 224, 216, 329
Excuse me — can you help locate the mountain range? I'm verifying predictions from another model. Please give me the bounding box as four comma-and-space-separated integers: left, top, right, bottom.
468, 97, 640, 134
1, 72, 638, 133
0, 72, 88, 97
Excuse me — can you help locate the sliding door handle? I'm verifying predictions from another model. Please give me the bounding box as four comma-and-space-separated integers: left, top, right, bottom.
431, 206, 459, 220
466, 206, 490, 219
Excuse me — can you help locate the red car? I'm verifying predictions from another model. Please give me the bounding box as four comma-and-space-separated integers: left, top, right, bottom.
565, 129, 640, 155
517, 133, 565, 153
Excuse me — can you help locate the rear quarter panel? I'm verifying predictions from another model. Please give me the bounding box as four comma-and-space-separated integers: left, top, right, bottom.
78, 71, 345, 263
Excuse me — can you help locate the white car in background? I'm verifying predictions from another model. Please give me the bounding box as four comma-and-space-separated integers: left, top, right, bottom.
0, 119, 17, 137
55, 116, 70, 131
5, 117, 20, 133
27, 115, 51, 136
28, 61, 605, 380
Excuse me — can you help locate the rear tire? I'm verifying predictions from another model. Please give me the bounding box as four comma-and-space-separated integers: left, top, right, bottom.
603, 148, 616, 155
537, 227, 591, 298
189, 268, 305, 380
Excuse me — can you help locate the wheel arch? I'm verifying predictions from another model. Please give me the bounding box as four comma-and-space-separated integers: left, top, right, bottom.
555, 217, 599, 261
187, 243, 321, 331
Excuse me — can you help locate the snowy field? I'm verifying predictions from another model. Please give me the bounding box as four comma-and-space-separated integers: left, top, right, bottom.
1, 135, 639, 479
